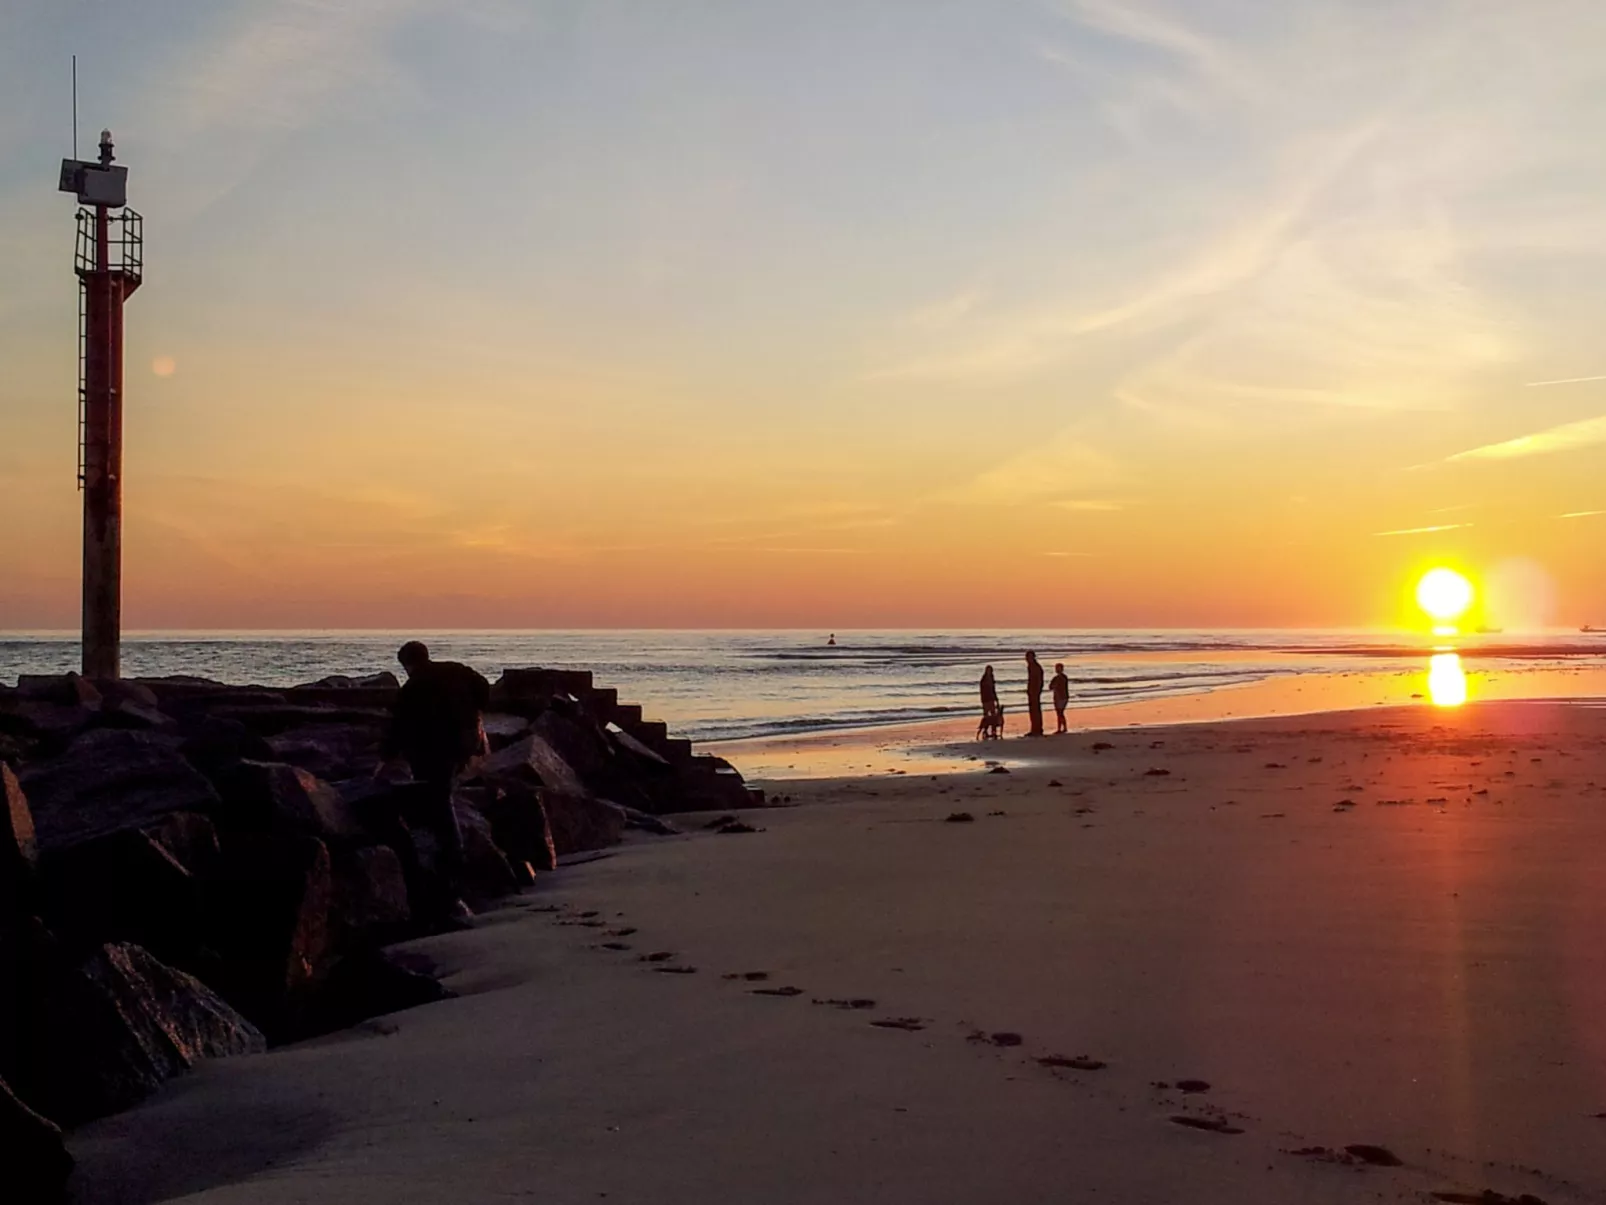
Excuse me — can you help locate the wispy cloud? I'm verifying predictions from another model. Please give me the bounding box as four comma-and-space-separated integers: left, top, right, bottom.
1559, 510, 1604, 519
1372, 523, 1472, 537
153, 0, 426, 141
1059, 0, 1256, 102
1527, 375, 1606, 388
937, 434, 1124, 507
1446, 415, 1606, 462
1054, 499, 1126, 512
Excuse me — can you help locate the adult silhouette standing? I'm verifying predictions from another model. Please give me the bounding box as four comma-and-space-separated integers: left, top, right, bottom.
376, 640, 490, 924
1025, 651, 1045, 736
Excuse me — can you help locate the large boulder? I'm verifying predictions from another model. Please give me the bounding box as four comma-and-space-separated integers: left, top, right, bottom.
452, 803, 518, 902
142, 811, 222, 876
35, 941, 264, 1126
0, 1072, 72, 1203
264, 723, 382, 780
477, 731, 587, 796
542, 791, 627, 856
215, 761, 361, 840
293, 672, 399, 691
474, 781, 557, 874
330, 844, 410, 944
178, 716, 276, 781
14, 673, 101, 709
201, 835, 335, 1035
1, 764, 38, 915
20, 729, 220, 852
37, 829, 200, 965
530, 711, 654, 811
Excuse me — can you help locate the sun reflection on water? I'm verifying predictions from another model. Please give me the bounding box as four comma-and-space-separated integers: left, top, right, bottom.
1427, 652, 1468, 707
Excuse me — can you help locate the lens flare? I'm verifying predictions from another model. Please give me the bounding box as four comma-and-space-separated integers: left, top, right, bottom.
1427, 652, 1468, 707
1416, 568, 1474, 622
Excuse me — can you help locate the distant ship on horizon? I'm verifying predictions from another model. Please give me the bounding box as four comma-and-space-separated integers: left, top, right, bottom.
1584, 625, 1603, 634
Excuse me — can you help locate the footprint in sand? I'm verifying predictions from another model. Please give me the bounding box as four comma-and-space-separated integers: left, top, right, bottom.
606, 927, 637, 937
1039, 1056, 1106, 1071
639, 951, 677, 962
1174, 1079, 1211, 1093
653, 965, 697, 975
871, 1018, 926, 1031
965, 1029, 1023, 1047
722, 971, 771, 982
1431, 1193, 1550, 1205
751, 986, 805, 997
1170, 1115, 1243, 1135
599, 942, 632, 951
1143, 768, 1171, 777
945, 811, 976, 823
1343, 1144, 1403, 1167
813, 997, 876, 1010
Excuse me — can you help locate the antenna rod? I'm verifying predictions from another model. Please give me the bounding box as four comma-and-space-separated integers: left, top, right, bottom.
71, 55, 77, 160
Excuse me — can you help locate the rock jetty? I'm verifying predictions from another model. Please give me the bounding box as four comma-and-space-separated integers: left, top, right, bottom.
0, 665, 762, 1200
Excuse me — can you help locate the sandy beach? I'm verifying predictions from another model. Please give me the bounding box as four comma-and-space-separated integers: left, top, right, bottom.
70, 698, 1606, 1204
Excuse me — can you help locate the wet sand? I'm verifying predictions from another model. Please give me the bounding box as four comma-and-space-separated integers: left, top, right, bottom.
71, 700, 1606, 1204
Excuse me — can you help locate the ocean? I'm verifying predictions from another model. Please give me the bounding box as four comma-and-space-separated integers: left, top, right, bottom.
5, 629, 1605, 743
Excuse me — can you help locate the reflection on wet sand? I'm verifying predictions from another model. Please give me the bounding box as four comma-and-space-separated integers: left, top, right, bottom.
1428, 651, 1468, 707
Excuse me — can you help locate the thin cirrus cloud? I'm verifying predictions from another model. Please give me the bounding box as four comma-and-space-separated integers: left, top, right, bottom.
1445, 415, 1606, 462
1559, 510, 1604, 519
1526, 375, 1606, 387
1372, 523, 1472, 537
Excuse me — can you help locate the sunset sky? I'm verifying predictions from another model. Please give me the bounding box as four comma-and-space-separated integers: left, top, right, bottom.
2, 0, 1604, 629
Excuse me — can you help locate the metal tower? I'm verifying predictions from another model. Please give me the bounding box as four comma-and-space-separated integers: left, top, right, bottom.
59, 129, 142, 680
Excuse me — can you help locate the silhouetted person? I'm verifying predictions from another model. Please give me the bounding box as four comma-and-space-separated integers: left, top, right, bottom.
978, 665, 1001, 739
377, 641, 490, 923
1025, 651, 1045, 736
1050, 662, 1070, 734
828, 633, 837, 646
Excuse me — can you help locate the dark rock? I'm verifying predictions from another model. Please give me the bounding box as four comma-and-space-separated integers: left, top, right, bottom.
475, 782, 557, 873
478, 731, 588, 796
944, 812, 976, 823
331, 845, 411, 943
616, 804, 681, 835
36, 942, 264, 1126
215, 761, 361, 840
294, 672, 399, 691
21, 729, 220, 852
610, 727, 671, 767
453, 803, 518, 902
91, 680, 160, 710
1, 764, 39, 914
0, 1072, 72, 1203
5, 701, 97, 745
15, 673, 102, 708
178, 716, 277, 780
202, 835, 334, 1035
301, 948, 451, 1035
94, 697, 175, 731
141, 811, 221, 876
0, 916, 57, 1100
481, 712, 531, 750
541, 791, 626, 856
37, 829, 200, 964
210, 703, 389, 739
265, 723, 383, 780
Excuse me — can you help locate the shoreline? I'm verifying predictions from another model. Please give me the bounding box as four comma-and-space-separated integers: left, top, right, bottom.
709, 662, 1606, 780
69, 698, 1606, 1204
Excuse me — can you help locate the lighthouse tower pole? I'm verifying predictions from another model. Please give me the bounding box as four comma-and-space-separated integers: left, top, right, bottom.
61, 126, 142, 680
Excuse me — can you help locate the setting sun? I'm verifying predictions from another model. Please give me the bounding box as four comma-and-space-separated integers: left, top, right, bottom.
1416, 568, 1475, 623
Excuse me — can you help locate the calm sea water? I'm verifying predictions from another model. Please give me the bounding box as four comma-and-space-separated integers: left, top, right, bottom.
3, 630, 1603, 742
